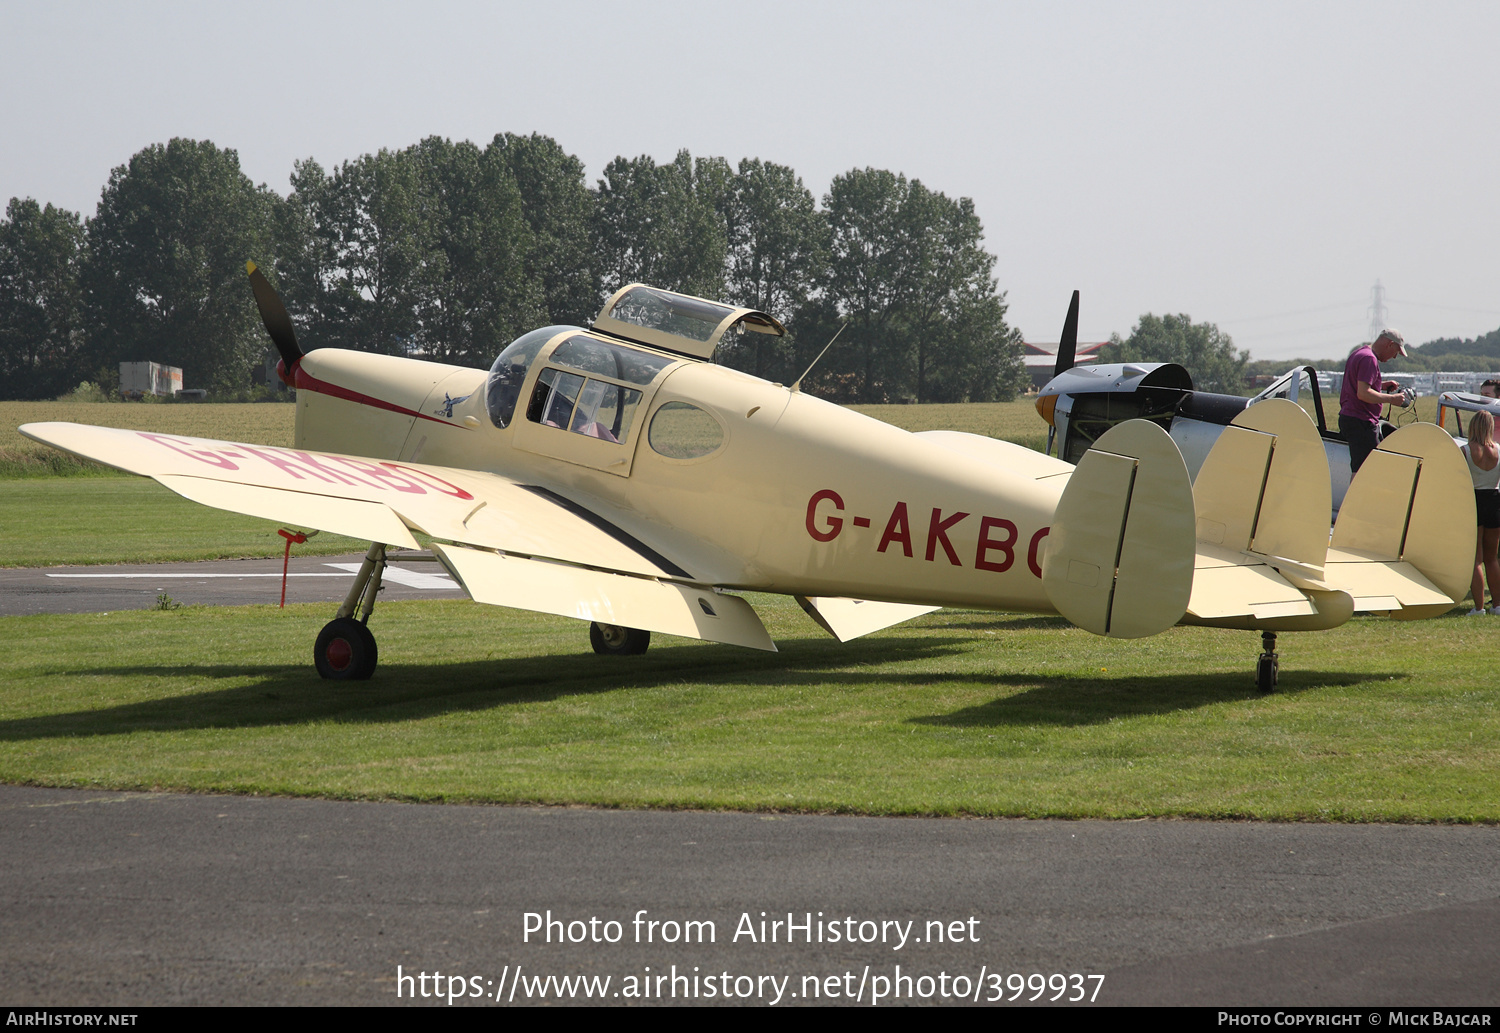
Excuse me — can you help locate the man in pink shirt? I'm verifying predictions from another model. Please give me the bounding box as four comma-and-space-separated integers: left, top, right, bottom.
1339, 328, 1412, 473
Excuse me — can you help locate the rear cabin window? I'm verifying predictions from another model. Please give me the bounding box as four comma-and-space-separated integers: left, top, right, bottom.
648, 402, 725, 459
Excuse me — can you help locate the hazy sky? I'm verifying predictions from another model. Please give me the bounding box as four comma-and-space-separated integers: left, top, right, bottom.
4, 0, 1497, 360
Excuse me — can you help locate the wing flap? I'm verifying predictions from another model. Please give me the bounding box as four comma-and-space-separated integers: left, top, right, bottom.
796, 596, 940, 642
432, 543, 776, 651
156, 475, 421, 550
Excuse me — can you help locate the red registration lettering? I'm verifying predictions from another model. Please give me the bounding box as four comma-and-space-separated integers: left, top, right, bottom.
138, 433, 239, 470
806, 489, 844, 542
382, 462, 474, 500
925, 508, 970, 565
327, 456, 427, 494
975, 516, 1017, 572
1027, 527, 1051, 579
877, 502, 913, 557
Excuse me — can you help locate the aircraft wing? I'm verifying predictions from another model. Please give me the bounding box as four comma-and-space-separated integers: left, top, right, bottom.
20, 422, 775, 650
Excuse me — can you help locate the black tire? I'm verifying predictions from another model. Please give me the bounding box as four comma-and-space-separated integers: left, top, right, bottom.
590, 622, 650, 656
315, 617, 378, 680
1256, 654, 1277, 694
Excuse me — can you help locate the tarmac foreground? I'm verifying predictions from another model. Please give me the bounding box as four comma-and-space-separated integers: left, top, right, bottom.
1, 785, 1495, 1007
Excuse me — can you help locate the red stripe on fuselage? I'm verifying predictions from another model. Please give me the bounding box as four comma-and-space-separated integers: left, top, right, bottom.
289, 360, 452, 425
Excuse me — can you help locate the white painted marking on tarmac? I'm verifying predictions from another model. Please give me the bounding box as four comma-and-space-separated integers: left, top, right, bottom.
322, 563, 456, 590
49, 572, 348, 579
46, 565, 458, 591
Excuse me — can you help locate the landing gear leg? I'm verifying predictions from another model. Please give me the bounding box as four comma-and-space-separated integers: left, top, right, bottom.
315, 543, 384, 680
1256, 630, 1279, 694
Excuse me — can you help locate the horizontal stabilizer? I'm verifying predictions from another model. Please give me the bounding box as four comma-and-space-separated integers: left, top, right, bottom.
1325, 547, 1454, 612
1187, 544, 1316, 620
796, 596, 940, 642
433, 544, 777, 651
1043, 419, 1195, 638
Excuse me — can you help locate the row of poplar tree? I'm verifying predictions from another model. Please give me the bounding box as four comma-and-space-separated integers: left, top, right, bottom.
0, 135, 1028, 403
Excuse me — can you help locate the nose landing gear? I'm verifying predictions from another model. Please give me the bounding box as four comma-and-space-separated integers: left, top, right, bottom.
1256, 630, 1279, 694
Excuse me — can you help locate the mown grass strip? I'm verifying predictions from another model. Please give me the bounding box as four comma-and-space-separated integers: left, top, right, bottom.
0, 478, 366, 566
0, 598, 1491, 821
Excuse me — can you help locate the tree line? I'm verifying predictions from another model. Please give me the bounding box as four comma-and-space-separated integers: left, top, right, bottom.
0, 135, 1027, 403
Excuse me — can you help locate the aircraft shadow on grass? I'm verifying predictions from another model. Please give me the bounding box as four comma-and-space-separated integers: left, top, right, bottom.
1, 635, 974, 740
913, 670, 1406, 728
2, 630, 1407, 740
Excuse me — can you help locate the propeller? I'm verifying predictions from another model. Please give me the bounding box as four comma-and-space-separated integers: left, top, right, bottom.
1053, 289, 1080, 379
246, 261, 303, 371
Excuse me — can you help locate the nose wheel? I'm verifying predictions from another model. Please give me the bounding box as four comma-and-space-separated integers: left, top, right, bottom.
1256, 630, 1279, 694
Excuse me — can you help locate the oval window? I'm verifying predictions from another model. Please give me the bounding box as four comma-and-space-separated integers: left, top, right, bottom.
649, 402, 724, 459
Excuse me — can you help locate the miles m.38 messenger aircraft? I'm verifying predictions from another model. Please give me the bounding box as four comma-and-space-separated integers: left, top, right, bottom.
21, 268, 1473, 693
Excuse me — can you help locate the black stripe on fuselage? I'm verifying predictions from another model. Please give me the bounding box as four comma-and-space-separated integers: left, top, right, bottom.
518, 485, 695, 580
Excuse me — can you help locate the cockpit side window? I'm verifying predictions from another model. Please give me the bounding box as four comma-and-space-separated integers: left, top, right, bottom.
527, 367, 645, 444
487, 325, 582, 428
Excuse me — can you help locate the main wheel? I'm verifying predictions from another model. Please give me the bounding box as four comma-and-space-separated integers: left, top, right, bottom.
315, 617, 378, 680
589, 622, 650, 656
1256, 653, 1278, 694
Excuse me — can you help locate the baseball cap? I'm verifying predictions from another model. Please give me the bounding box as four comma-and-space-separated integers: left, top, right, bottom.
1376, 328, 1408, 356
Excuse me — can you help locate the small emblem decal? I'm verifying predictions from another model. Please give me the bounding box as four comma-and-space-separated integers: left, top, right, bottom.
434, 392, 471, 418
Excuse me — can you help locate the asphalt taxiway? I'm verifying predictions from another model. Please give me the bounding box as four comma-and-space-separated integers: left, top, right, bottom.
1, 786, 1495, 1007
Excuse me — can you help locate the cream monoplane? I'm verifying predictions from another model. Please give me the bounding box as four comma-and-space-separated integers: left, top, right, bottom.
21, 269, 1474, 692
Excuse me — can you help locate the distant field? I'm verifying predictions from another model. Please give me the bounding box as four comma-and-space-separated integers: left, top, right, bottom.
0, 478, 366, 566
0, 401, 297, 477
0, 597, 1490, 821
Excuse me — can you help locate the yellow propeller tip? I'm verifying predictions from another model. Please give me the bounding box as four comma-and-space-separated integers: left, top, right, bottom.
245, 260, 257, 274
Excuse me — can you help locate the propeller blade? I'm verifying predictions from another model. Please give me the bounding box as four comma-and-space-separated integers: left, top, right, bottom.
1053, 289, 1080, 379
246, 261, 303, 369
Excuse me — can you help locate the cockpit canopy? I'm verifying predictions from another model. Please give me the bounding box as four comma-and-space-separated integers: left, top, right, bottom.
486, 324, 682, 434
592, 284, 785, 360
487, 325, 581, 429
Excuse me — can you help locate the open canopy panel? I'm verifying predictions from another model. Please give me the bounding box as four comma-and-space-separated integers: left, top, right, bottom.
592, 283, 785, 360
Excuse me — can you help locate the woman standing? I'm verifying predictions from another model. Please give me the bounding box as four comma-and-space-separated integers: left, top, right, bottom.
1463, 410, 1500, 614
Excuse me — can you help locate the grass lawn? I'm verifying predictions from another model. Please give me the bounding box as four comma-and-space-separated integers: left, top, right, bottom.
0, 478, 366, 566
0, 596, 1492, 821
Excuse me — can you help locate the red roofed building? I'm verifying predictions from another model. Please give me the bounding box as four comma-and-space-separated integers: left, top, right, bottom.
1024, 341, 1108, 390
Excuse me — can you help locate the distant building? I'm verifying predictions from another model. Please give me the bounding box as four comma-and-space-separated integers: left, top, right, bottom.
1024, 341, 1107, 390
119, 361, 182, 399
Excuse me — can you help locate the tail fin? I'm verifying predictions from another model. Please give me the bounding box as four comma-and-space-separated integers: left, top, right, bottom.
1184, 398, 1350, 631
1327, 422, 1472, 618
1043, 419, 1195, 638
